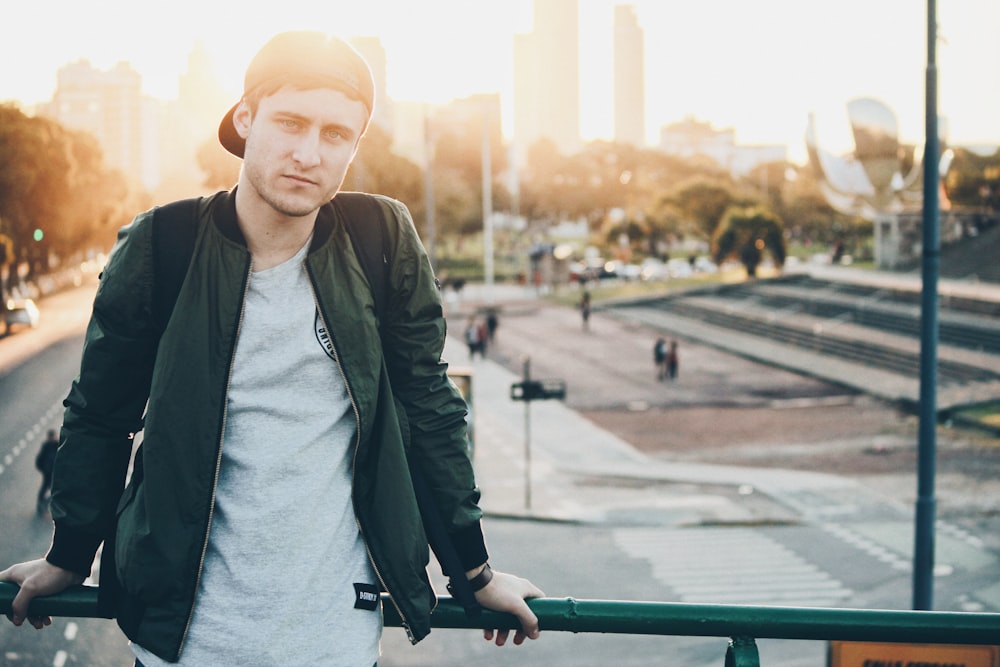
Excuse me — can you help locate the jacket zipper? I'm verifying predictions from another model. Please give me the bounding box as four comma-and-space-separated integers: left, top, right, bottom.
305, 266, 415, 643
175, 255, 253, 659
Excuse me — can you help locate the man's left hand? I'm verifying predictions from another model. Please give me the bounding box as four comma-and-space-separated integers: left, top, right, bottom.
472, 570, 544, 646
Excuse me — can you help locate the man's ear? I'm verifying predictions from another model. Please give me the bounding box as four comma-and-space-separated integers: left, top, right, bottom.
233, 100, 252, 141
349, 126, 369, 161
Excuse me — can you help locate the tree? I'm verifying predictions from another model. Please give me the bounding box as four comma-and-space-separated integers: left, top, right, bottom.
660, 178, 738, 241
642, 198, 684, 258
945, 147, 1000, 211
196, 137, 241, 191
346, 124, 423, 215
0, 232, 12, 300
0, 103, 142, 279
712, 206, 787, 277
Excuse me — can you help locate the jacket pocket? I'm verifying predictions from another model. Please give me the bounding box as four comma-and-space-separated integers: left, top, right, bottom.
114, 482, 173, 604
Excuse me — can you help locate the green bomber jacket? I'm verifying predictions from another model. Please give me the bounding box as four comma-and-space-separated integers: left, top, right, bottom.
46, 189, 486, 661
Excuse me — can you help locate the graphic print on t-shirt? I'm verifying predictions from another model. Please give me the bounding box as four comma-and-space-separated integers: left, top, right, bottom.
315, 311, 336, 361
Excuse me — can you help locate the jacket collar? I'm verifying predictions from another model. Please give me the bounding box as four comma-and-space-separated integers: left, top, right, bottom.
214, 186, 335, 252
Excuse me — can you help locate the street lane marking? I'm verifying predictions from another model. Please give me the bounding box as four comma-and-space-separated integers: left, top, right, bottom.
614, 527, 853, 606
825, 521, 996, 573
0, 400, 62, 481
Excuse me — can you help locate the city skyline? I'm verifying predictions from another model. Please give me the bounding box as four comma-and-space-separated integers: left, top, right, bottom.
3, 0, 999, 164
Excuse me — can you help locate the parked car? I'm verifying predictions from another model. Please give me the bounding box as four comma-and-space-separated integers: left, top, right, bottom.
666, 258, 694, 278
569, 258, 618, 283
639, 258, 668, 282
4, 298, 40, 331
606, 260, 642, 281
693, 256, 718, 274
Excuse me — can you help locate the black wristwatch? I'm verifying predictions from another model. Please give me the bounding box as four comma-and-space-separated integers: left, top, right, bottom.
467, 563, 494, 592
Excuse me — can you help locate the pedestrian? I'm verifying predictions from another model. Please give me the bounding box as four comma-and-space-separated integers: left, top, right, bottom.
667, 340, 679, 380
465, 316, 486, 359
485, 308, 498, 343
34, 429, 59, 516
478, 320, 490, 355
653, 337, 667, 381
580, 290, 592, 331
1, 31, 542, 666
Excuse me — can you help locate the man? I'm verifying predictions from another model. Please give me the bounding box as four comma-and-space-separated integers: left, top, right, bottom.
1, 31, 542, 666
653, 337, 667, 381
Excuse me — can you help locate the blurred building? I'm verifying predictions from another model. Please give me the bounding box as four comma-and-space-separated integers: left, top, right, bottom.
614, 4, 645, 147
514, 0, 581, 160
388, 101, 428, 166
659, 116, 786, 177
40, 59, 156, 189
390, 94, 502, 168
155, 41, 233, 200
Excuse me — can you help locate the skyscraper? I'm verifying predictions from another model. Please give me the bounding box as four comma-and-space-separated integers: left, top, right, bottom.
514, 0, 581, 159
614, 5, 645, 147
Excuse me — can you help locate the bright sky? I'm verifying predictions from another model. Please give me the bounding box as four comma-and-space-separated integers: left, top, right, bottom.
3, 0, 998, 164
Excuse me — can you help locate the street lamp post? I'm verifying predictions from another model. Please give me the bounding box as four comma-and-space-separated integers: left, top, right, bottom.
424, 107, 436, 272
913, 0, 940, 611
482, 101, 494, 305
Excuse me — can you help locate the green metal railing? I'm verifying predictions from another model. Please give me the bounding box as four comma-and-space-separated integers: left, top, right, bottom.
3, 584, 998, 666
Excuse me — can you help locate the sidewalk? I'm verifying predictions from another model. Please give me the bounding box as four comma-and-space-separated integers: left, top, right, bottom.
443, 282, 885, 528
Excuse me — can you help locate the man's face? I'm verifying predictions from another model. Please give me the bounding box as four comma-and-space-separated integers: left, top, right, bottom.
234, 85, 368, 218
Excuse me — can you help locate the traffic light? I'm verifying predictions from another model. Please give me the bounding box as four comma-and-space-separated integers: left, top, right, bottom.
33, 229, 44, 242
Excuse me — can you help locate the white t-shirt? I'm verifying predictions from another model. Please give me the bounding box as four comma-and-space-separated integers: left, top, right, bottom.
134, 240, 381, 666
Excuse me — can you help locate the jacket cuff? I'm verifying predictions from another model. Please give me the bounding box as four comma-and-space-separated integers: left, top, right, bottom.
46, 524, 102, 578
449, 521, 489, 575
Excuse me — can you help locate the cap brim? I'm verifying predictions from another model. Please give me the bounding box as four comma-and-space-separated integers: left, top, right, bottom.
218, 102, 245, 158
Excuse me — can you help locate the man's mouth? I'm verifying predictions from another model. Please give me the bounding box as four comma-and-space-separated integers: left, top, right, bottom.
285, 173, 317, 186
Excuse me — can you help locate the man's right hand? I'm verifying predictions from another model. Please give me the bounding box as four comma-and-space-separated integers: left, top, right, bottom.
0, 559, 84, 629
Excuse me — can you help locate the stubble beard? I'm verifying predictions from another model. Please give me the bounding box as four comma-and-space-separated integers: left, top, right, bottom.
244, 161, 340, 219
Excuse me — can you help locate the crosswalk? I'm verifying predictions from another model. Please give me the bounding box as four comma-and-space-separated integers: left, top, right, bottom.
613, 527, 854, 607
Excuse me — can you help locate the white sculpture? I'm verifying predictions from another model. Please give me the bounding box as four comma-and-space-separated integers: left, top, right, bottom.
806, 97, 952, 268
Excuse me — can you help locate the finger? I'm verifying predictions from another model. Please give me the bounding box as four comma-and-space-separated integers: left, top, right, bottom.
514, 605, 540, 639
11, 585, 38, 627
0, 563, 26, 585
29, 615, 51, 630
494, 628, 510, 647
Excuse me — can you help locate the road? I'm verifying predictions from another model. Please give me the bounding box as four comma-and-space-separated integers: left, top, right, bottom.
0, 282, 135, 666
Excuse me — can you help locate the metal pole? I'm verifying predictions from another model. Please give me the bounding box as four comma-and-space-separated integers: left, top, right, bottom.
424, 108, 436, 272
523, 357, 532, 511
482, 101, 495, 305
913, 0, 940, 611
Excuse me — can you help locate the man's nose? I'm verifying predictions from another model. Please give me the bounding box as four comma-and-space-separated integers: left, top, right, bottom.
291, 130, 322, 167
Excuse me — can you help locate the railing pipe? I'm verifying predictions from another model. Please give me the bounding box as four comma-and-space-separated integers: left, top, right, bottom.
3, 586, 997, 645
